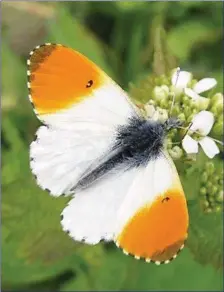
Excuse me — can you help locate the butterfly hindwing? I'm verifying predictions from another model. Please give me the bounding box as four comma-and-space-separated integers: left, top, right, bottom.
61, 167, 138, 244
114, 153, 189, 264
61, 151, 188, 263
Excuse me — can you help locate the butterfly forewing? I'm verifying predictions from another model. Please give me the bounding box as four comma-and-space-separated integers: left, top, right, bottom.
27, 44, 136, 196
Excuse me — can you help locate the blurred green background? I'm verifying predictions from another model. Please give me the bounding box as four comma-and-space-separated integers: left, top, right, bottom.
2, 1, 223, 291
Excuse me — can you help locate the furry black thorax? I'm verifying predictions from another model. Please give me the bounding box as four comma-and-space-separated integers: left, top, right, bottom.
73, 115, 180, 191
115, 116, 165, 166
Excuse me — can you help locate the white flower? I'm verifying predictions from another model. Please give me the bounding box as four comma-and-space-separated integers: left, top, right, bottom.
172, 69, 217, 100
182, 111, 220, 159
171, 69, 192, 90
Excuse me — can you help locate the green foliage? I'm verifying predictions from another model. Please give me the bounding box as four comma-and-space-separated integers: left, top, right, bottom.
2, 1, 223, 291
187, 200, 223, 271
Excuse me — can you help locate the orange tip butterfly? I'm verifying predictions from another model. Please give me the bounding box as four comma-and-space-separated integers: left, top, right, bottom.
27, 44, 189, 265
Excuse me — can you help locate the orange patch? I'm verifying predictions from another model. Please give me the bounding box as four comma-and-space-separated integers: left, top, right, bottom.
116, 189, 189, 262
28, 44, 106, 115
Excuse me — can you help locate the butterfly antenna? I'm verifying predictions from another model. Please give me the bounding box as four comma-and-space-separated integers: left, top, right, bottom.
169, 67, 180, 117
182, 122, 193, 140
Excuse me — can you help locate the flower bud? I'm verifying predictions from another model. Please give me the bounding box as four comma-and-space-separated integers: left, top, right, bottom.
210, 93, 223, 106
216, 102, 223, 114
193, 96, 210, 111
206, 181, 213, 189
172, 105, 180, 116
161, 85, 169, 95
201, 172, 208, 183
211, 185, 218, 196
159, 99, 168, 109
148, 99, 156, 105
216, 190, 223, 202
212, 121, 223, 136
182, 95, 190, 105
215, 206, 222, 212
165, 138, 173, 149
187, 114, 194, 123
169, 146, 183, 160
153, 86, 167, 101
177, 113, 185, 122
209, 194, 215, 206
158, 108, 168, 123
205, 162, 215, 174
184, 107, 191, 118
200, 187, 207, 196
202, 200, 209, 209
205, 207, 212, 213
160, 75, 169, 85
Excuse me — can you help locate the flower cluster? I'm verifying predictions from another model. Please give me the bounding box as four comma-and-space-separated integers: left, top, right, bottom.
199, 161, 223, 213
131, 68, 223, 161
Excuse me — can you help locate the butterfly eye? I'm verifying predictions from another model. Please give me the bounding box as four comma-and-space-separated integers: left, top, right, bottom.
86, 80, 93, 88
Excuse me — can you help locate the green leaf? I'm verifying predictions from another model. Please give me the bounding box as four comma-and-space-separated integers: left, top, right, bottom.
2, 176, 80, 284
1, 40, 27, 112
61, 244, 223, 291
152, 23, 178, 75
115, 2, 148, 13
167, 21, 222, 62
123, 17, 144, 86
187, 200, 223, 271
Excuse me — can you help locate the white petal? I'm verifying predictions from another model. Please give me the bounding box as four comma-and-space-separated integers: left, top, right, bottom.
190, 111, 214, 136
199, 137, 220, 159
193, 78, 217, 94
184, 88, 201, 100
182, 135, 199, 154
171, 70, 191, 90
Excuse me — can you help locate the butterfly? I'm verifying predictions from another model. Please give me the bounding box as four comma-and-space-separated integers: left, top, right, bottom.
27, 43, 189, 265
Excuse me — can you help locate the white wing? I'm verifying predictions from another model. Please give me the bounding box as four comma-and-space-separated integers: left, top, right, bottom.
61, 153, 188, 264
61, 167, 138, 243
30, 124, 115, 196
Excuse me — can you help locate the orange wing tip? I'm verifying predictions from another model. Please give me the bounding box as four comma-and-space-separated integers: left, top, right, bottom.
28, 43, 62, 57
27, 42, 106, 115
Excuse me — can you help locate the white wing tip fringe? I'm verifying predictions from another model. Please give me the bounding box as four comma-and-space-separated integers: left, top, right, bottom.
115, 241, 186, 265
